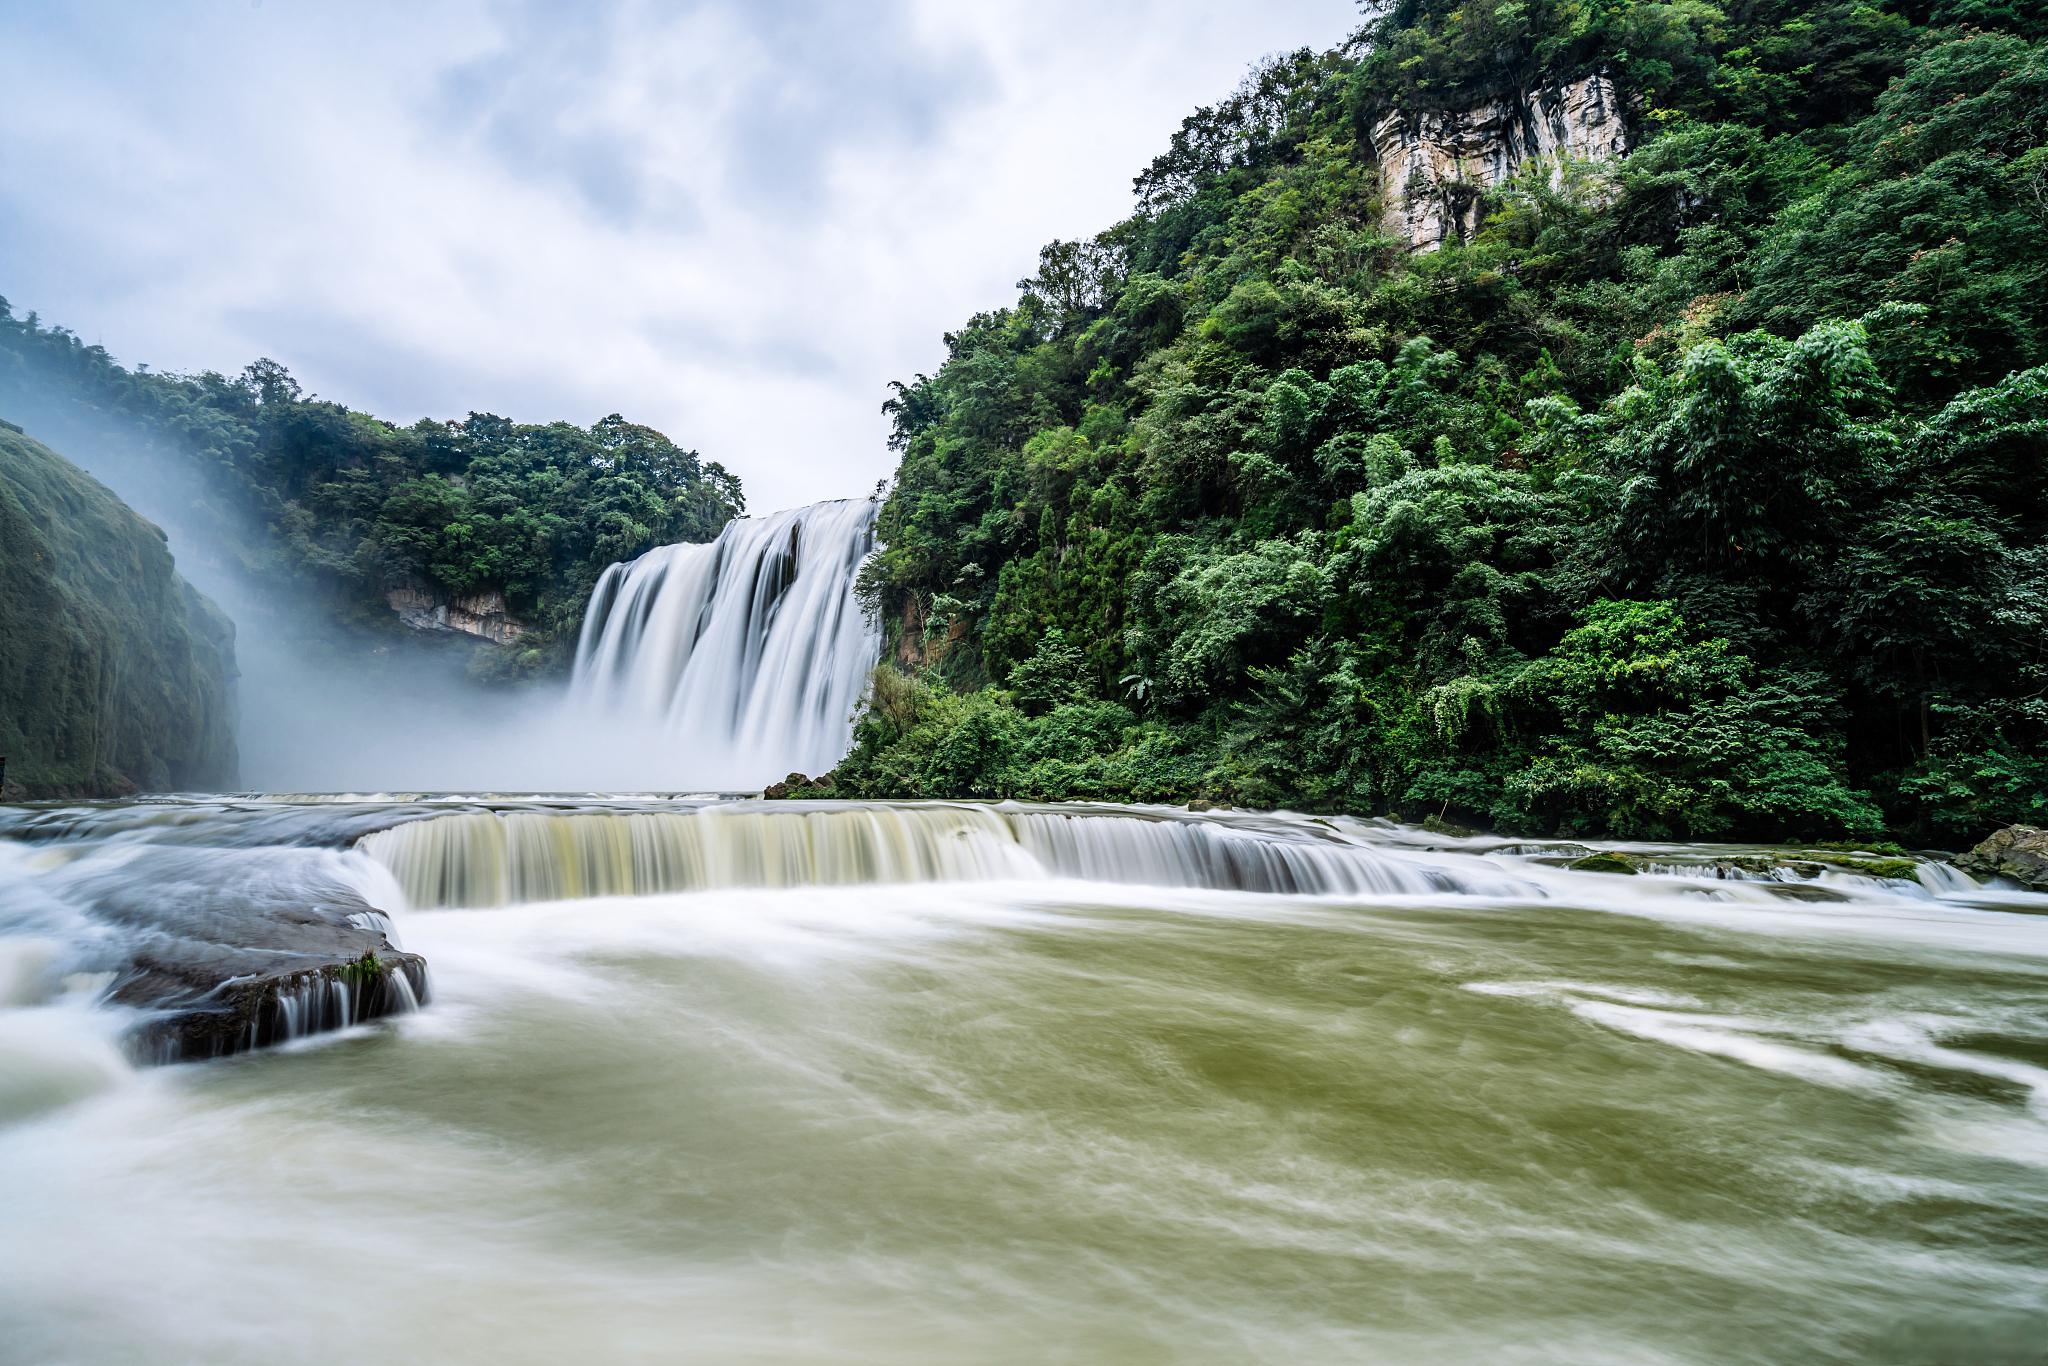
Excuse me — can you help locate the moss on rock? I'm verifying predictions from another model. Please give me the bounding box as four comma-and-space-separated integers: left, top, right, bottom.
0, 425, 236, 796
1567, 852, 1640, 875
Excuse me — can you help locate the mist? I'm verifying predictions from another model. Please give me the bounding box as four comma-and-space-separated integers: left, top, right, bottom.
0, 362, 847, 794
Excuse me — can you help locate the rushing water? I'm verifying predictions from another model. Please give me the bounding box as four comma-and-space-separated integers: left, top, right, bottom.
570, 499, 881, 786
1, 795, 2046, 1363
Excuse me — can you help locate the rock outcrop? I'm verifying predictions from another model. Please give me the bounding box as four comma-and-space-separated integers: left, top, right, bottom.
386, 584, 527, 645
1371, 72, 1628, 252
34, 839, 430, 1062
1957, 825, 2048, 892
0, 422, 238, 796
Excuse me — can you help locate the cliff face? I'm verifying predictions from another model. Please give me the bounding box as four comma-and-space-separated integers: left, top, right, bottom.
385, 585, 527, 646
1371, 72, 1628, 251
0, 423, 238, 796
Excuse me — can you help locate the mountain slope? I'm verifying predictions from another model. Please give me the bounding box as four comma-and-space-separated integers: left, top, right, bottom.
0, 423, 237, 795
841, 1, 2048, 843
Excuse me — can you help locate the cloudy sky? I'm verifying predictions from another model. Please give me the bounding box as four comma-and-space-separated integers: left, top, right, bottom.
0, 0, 1359, 512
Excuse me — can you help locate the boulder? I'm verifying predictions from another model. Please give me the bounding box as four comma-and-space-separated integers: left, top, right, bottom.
1957, 825, 2048, 892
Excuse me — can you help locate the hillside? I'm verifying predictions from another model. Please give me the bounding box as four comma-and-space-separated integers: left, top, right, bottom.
838, 0, 2048, 844
0, 422, 237, 795
0, 305, 744, 674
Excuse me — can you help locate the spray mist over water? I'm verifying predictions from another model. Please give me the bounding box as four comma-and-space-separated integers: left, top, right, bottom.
3, 360, 884, 789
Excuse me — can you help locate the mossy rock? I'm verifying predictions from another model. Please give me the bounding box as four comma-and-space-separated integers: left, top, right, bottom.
1813, 855, 1920, 881
0, 425, 236, 796
1567, 852, 1640, 875
764, 771, 837, 800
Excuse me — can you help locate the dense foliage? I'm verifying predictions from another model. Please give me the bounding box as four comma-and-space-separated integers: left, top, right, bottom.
0, 303, 742, 670
0, 423, 236, 795
840, 0, 2048, 842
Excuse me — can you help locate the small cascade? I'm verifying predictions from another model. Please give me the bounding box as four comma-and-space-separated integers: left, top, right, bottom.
570, 499, 881, 786
357, 803, 1517, 909
1004, 811, 1450, 896
145, 954, 430, 1064
361, 805, 1043, 908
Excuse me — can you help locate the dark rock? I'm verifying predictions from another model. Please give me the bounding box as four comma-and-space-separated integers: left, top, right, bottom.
53, 843, 428, 1064
133, 951, 428, 1063
764, 772, 837, 801
1958, 825, 2048, 892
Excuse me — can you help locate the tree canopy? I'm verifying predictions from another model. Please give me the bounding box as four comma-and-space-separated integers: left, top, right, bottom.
839, 1, 2048, 843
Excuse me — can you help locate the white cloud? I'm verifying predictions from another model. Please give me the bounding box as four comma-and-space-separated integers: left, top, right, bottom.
0, 0, 1360, 514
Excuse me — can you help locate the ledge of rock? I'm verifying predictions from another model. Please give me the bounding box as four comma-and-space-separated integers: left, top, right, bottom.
48, 844, 430, 1063
386, 583, 527, 646
1957, 825, 2048, 892
1371, 72, 1628, 252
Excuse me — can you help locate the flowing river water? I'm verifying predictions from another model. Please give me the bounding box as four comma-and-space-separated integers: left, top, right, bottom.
1, 796, 2045, 1364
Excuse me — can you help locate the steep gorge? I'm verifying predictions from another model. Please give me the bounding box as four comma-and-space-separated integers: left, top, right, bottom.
0, 423, 237, 796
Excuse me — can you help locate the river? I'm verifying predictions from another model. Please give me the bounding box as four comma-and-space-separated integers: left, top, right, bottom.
1, 796, 2043, 1363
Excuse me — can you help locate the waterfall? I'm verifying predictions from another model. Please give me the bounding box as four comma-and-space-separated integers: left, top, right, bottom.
569, 499, 881, 787
357, 803, 1532, 909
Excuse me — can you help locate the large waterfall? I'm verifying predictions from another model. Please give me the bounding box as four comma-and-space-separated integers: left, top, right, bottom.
569, 499, 881, 788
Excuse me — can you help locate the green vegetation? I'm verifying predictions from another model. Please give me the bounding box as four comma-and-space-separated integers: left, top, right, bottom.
0, 303, 742, 670
839, 1, 2048, 843
0, 422, 236, 795
1811, 855, 1920, 882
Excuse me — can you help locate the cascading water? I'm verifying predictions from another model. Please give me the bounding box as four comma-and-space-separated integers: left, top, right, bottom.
356, 802, 1540, 908
569, 499, 881, 787
5, 792, 2048, 1361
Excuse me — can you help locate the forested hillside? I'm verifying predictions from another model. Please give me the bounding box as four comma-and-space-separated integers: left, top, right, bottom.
0, 423, 237, 795
0, 302, 743, 669
839, 0, 2048, 843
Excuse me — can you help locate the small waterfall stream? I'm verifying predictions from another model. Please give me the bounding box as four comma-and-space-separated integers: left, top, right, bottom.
569, 499, 880, 786
355, 802, 1549, 909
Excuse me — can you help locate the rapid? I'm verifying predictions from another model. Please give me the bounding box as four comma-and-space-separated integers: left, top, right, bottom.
1, 503, 2045, 1363
1, 794, 2045, 1363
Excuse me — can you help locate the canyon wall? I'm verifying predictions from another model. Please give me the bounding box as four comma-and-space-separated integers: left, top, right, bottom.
1372, 73, 1628, 251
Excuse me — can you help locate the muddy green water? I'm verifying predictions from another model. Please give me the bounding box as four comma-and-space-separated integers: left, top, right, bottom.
3, 861, 2045, 1364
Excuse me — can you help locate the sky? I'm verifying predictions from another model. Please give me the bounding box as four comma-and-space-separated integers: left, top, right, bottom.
0, 0, 1361, 514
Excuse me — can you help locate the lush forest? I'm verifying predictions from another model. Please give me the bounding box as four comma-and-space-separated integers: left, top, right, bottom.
0, 301, 743, 671
835, 0, 2048, 844
0, 422, 237, 796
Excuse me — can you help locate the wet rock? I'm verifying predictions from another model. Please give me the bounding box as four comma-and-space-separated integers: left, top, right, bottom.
1567, 852, 1639, 875
1764, 883, 1851, 904
1811, 855, 1920, 882
1957, 826, 2048, 892
132, 951, 428, 1063
47, 844, 428, 1064
764, 772, 837, 801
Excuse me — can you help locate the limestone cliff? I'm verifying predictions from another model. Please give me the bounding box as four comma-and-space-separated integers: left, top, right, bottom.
1371, 72, 1628, 252
0, 422, 238, 796
385, 584, 527, 646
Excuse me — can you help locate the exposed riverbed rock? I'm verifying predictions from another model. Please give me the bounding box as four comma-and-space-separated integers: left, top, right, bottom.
1371, 72, 1628, 251
1957, 825, 2048, 892
41, 842, 428, 1063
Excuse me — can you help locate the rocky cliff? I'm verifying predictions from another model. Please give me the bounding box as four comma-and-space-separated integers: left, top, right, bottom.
0, 423, 238, 796
1371, 72, 1628, 251
385, 584, 527, 645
